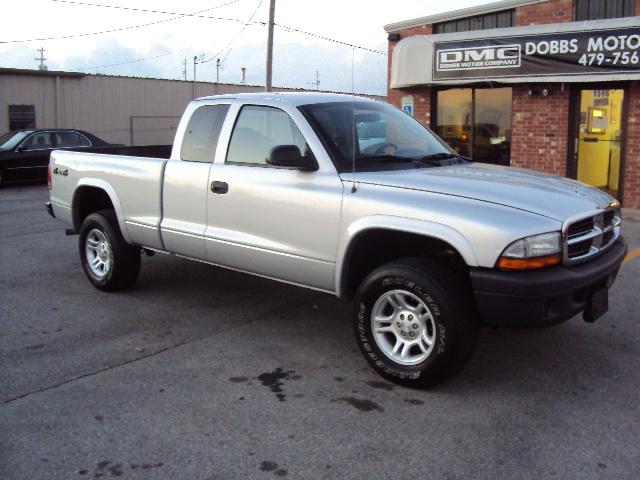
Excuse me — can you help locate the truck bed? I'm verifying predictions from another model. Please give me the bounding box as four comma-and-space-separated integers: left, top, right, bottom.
71, 144, 172, 159
49, 148, 170, 250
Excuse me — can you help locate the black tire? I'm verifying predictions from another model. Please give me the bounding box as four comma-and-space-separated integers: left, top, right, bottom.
353, 258, 478, 388
78, 209, 141, 292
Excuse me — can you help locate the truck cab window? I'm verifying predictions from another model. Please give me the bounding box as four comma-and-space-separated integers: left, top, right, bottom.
226, 105, 310, 165
181, 104, 230, 162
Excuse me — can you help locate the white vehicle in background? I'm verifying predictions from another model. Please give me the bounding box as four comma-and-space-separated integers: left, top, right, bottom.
47, 92, 627, 387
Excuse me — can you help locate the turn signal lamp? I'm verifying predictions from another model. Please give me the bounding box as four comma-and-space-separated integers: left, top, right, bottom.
497, 232, 562, 270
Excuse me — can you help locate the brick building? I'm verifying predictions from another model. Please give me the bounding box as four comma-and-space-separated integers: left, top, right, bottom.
385, 0, 640, 207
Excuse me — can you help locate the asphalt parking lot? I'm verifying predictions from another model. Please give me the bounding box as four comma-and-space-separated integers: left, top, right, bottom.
1, 184, 639, 480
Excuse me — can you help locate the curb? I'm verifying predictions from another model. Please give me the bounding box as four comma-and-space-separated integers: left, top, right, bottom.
622, 208, 640, 221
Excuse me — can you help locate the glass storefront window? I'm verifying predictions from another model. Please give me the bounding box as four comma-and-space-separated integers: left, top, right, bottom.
474, 88, 512, 165
435, 87, 512, 166
435, 89, 472, 158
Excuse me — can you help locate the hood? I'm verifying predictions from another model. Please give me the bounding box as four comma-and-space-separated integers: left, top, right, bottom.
342, 163, 616, 221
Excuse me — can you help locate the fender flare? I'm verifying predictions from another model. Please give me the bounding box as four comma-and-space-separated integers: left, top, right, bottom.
72, 178, 131, 243
335, 215, 478, 298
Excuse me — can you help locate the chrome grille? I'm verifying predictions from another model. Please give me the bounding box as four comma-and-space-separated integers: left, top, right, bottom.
567, 217, 594, 239
563, 208, 621, 265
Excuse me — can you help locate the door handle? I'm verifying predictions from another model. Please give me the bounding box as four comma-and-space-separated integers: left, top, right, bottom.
211, 180, 228, 194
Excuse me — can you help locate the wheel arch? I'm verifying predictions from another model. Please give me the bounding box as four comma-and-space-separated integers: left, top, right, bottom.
335, 216, 478, 300
72, 179, 130, 242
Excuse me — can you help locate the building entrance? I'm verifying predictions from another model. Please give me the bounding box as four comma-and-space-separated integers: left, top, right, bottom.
574, 88, 625, 198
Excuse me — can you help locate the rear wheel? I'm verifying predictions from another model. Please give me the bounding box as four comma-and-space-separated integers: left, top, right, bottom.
353, 258, 478, 388
79, 210, 140, 291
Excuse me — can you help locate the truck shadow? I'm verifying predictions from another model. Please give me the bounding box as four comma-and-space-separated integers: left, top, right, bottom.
128, 254, 622, 394
445, 322, 622, 393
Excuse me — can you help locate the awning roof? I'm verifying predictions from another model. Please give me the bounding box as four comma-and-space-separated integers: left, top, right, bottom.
390, 17, 640, 87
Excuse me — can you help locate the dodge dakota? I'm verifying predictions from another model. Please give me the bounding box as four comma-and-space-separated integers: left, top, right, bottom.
47, 92, 627, 387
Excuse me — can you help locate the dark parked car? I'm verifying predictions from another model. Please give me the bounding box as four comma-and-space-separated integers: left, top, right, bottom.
0, 129, 116, 185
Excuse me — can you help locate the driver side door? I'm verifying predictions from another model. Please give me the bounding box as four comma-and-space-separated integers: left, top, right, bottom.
205, 103, 343, 291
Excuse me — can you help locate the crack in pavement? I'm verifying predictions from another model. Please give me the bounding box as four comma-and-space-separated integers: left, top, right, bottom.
2, 296, 319, 406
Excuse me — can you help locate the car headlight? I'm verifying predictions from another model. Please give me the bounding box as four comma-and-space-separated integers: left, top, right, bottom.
497, 232, 562, 270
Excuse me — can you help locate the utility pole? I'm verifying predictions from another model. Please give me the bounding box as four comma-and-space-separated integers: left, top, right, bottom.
265, 0, 275, 92
35, 47, 47, 71
308, 70, 320, 90
182, 58, 187, 81
193, 54, 205, 82
193, 56, 197, 82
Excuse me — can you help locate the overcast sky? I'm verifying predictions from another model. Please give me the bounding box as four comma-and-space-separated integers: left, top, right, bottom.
0, 0, 490, 94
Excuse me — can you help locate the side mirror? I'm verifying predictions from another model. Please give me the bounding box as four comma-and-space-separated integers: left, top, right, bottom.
15, 145, 28, 152
267, 145, 317, 171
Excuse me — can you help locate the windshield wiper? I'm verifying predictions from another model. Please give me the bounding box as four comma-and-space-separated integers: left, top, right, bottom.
357, 154, 419, 163
418, 152, 466, 166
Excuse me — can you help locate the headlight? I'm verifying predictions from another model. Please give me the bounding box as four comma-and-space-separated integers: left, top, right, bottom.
497, 232, 562, 270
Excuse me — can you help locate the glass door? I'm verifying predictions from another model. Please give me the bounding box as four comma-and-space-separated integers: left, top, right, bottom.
574, 88, 624, 198
435, 88, 473, 158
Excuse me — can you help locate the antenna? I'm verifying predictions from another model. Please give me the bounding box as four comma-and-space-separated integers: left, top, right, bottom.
350, 47, 357, 194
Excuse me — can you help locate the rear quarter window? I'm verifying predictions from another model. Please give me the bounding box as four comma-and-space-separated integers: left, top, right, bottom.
181, 104, 230, 162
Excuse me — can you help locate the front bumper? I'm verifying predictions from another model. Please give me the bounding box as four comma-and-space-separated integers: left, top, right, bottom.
469, 238, 627, 327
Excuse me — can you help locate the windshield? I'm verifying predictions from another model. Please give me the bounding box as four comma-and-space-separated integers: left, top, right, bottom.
0, 131, 33, 151
299, 101, 459, 172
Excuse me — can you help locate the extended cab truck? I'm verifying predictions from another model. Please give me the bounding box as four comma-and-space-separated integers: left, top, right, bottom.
47, 93, 627, 387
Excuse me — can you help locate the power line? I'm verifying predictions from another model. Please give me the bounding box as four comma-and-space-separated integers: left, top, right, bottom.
201, 0, 264, 64
47, 0, 385, 56
49, 0, 247, 24
24, 0, 385, 74
76, 51, 181, 71
273, 23, 386, 55
0, 0, 240, 44
77, 0, 263, 73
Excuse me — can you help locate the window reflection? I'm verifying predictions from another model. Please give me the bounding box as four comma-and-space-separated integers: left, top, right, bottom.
226, 105, 308, 165
436, 89, 472, 158
436, 87, 512, 166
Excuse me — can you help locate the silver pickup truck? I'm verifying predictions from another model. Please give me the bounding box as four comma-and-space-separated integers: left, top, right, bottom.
47, 92, 627, 387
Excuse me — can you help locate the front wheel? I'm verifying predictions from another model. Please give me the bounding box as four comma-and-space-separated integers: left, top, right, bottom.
79, 210, 140, 291
353, 258, 478, 388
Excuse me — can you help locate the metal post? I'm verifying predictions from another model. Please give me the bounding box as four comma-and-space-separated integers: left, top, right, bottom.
54, 76, 61, 128
265, 0, 275, 92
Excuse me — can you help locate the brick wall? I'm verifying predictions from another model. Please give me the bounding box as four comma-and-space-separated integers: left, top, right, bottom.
515, 0, 573, 26
387, 25, 433, 126
509, 84, 569, 176
624, 82, 640, 208
387, 86, 432, 127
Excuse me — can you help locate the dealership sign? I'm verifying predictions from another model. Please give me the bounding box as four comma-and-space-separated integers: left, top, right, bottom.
433, 27, 640, 80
